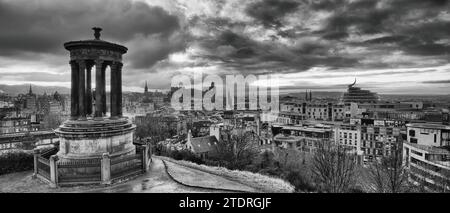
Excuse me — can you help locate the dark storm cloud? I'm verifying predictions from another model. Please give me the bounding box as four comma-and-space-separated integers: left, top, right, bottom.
316, 0, 448, 37
322, 7, 393, 36
310, 0, 450, 63
403, 43, 450, 56
423, 80, 450, 84
0, 0, 183, 68
1, 0, 449, 93
310, 0, 345, 11
321, 31, 349, 40
363, 34, 450, 56
184, 0, 446, 74
245, 0, 300, 28
126, 31, 189, 70
197, 29, 358, 73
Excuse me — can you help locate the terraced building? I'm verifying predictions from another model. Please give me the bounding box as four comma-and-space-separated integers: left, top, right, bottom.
342, 79, 379, 104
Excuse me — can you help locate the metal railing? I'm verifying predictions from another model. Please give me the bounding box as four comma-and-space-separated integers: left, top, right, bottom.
111, 153, 143, 181
33, 143, 152, 186
36, 156, 50, 180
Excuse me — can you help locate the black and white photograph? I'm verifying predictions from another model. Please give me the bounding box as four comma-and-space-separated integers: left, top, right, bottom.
0, 0, 449, 208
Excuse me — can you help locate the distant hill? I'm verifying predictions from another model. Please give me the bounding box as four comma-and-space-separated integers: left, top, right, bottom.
0, 84, 70, 96
283, 92, 450, 103
284, 91, 343, 99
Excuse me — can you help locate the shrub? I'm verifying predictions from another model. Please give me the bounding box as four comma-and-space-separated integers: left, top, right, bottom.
167, 150, 204, 165
348, 187, 366, 193
0, 151, 34, 175
258, 166, 284, 177
284, 170, 315, 192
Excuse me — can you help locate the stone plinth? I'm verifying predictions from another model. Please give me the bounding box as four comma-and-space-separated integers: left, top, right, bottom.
55, 118, 136, 159
54, 118, 136, 178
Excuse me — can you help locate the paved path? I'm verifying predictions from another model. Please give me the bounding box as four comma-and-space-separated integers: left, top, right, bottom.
162, 160, 259, 192
0, 157, 260, 193
85, 158, 236, 193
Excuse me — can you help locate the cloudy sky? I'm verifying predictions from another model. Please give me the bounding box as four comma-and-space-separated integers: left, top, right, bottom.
0, 0, 449, 94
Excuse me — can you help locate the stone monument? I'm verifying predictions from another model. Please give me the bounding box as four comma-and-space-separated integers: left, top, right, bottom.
54, 27, 137, 178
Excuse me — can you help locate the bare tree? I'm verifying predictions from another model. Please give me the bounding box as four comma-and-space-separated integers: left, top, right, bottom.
368, 145, 408, 193
312, 140, 357, 193
214, 128, 259, 169
135, 116, 171, 145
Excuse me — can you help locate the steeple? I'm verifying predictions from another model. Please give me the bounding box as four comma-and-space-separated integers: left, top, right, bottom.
305, 90, 308, 101
144, 81, 148, 94
28, 84, 33, 95
309, 90, 312, 101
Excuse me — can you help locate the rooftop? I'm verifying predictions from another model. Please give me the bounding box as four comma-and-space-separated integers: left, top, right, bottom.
189, 135, 218, 153
275, 124, 333, 133
64, 27, 127, 53
273, 133, 328, 142
406, 123, 450, 130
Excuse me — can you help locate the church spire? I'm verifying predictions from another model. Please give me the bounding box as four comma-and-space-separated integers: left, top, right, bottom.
28, 84, 33, 95
309, 90, 312, 101
144, 81, 148, 94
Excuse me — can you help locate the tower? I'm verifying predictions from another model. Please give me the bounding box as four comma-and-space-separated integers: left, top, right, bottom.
144, 81, 148, 94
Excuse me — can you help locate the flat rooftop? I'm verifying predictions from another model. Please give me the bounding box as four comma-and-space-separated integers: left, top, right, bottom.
406, 123, 450, 130
274, 125, 332, 133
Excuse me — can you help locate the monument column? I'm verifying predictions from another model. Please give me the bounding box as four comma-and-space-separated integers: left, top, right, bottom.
94, 60, 104, 119
110, 62, 119, 119
117, 62, 123, 117
78, 60, 86, 120
86, 63, 93, 116
101, 66, 106, 115
70, 61, 79, 120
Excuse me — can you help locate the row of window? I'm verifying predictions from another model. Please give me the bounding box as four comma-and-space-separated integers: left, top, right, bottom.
410, 157, 450, 175
409, 171, 450, 192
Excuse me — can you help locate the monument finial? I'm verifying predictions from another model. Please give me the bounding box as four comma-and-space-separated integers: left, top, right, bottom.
92, 27, 102, 40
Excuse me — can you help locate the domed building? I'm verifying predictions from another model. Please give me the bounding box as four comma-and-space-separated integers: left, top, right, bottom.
342, 79, 378, 104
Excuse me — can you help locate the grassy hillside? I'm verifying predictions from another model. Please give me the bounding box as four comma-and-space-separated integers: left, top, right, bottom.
157, 156, 295, 193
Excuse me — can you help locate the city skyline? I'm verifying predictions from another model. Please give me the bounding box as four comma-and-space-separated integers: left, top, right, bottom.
1, 0, 450, 195
0, 0, 449, 95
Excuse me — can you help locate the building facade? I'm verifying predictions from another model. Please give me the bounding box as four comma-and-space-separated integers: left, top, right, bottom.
273, 124, 333, 153
403, 123, 450, 192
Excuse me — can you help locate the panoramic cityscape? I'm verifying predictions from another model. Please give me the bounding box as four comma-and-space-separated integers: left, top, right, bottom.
0, 0, 449, 197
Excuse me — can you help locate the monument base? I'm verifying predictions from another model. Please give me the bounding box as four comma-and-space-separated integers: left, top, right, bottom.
50, 117, 145, 183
